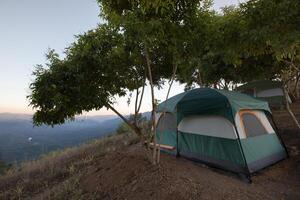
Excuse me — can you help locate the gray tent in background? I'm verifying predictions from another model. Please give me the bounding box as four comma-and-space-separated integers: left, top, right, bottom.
236, 80, 291, 108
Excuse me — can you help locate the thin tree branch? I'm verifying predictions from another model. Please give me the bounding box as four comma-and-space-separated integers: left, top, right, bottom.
106, 103, 142, 136
134, 87, 139, 124
217, 81, 224, 89
135, 88, 139, 114
137, 80, 145, 114
197, 70, 203, 87
283, 60, 300, 72
293, 73, 300, 99
166, 63, 178, 99
282, 86, 300, 130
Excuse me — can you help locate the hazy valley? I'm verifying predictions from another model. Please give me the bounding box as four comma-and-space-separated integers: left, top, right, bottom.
0, 113, 121, 164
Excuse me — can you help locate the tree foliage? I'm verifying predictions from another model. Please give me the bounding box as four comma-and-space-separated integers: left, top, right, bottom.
177, 0, 300, 89
29, 25, 143, 125
29, 0, 205, 143
29, 0, 299, 135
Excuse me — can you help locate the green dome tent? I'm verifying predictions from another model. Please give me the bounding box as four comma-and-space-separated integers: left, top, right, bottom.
156, 88, 287, 177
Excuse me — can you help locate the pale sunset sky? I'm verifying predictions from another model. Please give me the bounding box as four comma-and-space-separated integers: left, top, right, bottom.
0, 0, 244, 116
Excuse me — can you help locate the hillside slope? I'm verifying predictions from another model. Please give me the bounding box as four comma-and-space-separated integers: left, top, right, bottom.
0, 114, 121, 164
0, 104, 300, 200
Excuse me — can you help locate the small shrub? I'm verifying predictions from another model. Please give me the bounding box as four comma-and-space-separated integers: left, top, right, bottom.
68, 164, 76, 174
13, 183, 24, 200
0, 160, 11, 175
116, 122, 131, 135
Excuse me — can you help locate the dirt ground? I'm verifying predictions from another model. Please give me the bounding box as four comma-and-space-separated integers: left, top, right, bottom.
0, 103, 300, 200
77, 103, 300, 200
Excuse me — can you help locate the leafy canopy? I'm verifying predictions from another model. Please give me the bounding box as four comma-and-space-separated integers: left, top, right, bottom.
177, 0, 300, 89
29, 0, 300, 126
29, 25, 143, 125
29, 0, 204, 126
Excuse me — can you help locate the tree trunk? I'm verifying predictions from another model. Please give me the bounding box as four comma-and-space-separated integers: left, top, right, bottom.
157, 63, 177, 164
283, 87, 300, 130
144, 47, 157, 164
137, 81, 145, 113
197, 70, 203, 86
293, 73, 300, 99
134, 87, 139, 126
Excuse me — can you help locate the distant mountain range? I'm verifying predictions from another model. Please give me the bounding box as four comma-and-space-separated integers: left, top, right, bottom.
0, 113, 122, 164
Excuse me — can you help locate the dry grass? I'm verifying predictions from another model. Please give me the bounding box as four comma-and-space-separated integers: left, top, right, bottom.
0, 132, 139, 200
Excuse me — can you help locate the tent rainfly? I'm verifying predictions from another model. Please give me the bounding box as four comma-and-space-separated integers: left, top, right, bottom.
236, 80, 290, 108
156, 88, 287, 178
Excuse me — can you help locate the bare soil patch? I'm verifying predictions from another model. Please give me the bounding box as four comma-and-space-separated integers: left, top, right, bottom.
77, 102, 300, 200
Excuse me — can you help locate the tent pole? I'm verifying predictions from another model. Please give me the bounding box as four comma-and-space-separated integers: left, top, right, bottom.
176, 127, 179, 157
268, 113, 289, 158
231, 109, 252, 183
233, 124, 252, 182
176, 108, 179, 157
228, 102, 250, 177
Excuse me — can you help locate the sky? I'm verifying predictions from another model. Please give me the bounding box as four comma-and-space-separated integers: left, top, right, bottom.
0, 0, 244, 116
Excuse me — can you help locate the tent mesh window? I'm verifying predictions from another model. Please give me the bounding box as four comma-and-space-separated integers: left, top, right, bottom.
157, 113, 177, 132
241, 113, 268, 137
